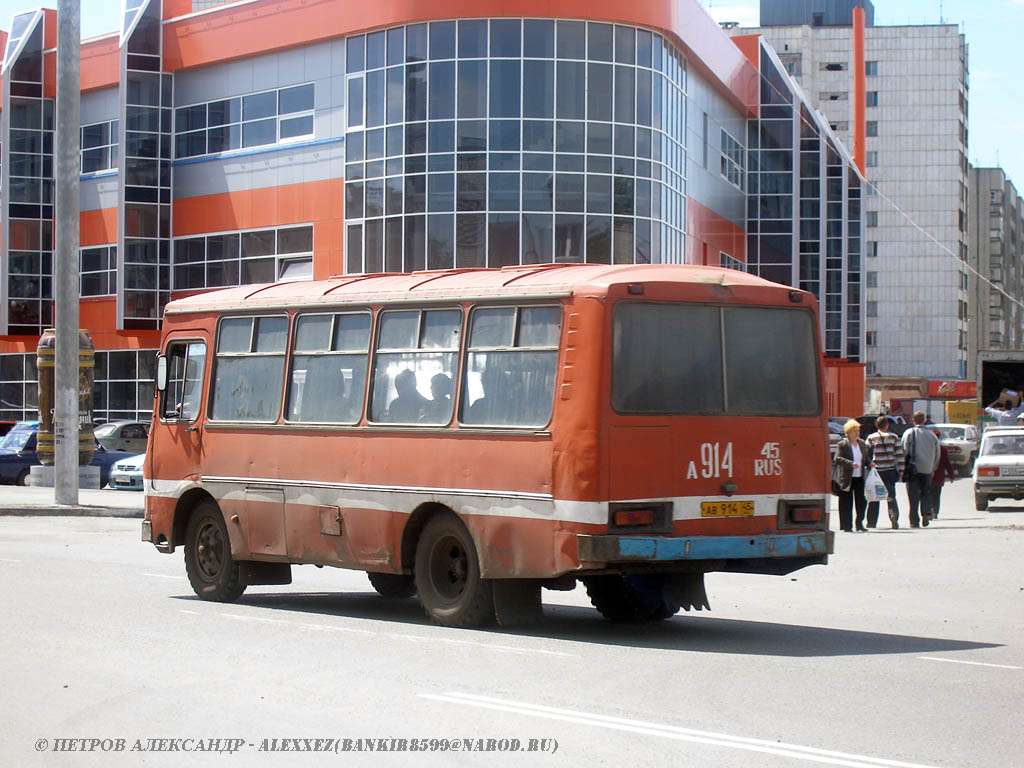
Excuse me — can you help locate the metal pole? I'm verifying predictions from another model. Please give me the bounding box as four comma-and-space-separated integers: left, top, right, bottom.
55, 0, 81, 505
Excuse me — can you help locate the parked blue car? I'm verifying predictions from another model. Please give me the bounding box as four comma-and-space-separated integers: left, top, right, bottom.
0, 421, 136, 487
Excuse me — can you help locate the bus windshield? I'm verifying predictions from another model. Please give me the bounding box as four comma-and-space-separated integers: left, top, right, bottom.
612, 303, 820, 416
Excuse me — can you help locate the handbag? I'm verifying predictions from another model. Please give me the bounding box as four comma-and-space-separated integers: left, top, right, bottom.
830, 463, 843, 496
865, 467, 887, 502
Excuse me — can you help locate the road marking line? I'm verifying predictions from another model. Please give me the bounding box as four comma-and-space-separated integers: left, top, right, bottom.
0, 557, 22, 563
180, 610, 199, 615
919, 656, 1021, 670
218, 612, 574, 657
421, 692, 944, 768
141, 572, 186, 580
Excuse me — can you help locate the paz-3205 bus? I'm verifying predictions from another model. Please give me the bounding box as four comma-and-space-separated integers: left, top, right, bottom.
143, 263, 833, 627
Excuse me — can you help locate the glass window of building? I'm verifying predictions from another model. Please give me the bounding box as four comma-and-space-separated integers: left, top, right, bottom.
344, 19, 688, 271
174, 84, 315, 159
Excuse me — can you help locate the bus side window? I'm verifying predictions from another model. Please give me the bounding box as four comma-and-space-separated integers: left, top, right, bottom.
461, 305, 561, 427
211, 316, 288, 422
161, 341, 207, 421
287, 312, 371, 423
370, 309, 461, 425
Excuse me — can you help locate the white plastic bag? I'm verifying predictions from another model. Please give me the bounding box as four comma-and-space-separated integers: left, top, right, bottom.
865, 467, 887, 502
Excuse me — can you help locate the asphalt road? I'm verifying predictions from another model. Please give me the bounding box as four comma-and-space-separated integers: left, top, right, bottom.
1, 477, 1021, 768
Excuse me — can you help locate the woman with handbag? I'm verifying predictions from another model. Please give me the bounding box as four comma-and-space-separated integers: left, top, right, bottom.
832, 419, 872, 532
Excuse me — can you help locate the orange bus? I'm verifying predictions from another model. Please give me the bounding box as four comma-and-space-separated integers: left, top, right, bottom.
143, 263, 833, 627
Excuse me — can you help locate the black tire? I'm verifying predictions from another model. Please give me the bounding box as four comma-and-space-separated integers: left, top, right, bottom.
583, 574, 680, 622
184, 500, 245, 602
974, 490, 989, 512
367, 572, 416, 598
15, 469, 29, 486
414, 513, 493, 627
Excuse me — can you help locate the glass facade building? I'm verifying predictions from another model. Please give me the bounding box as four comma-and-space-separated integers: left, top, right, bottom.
343, 19, 688, 271
745, 41, 864, 362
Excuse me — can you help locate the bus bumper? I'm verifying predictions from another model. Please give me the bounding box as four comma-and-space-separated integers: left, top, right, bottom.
577, 530, 834, 568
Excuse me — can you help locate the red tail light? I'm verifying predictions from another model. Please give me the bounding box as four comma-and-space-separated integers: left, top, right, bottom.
613, 509, 655, 527
977, 466, 1000, 477
791, 507, 822, 523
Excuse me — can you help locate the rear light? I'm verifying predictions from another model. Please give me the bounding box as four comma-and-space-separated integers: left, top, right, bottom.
607, 501, 672, 533
613, 509, 655, 527
777, 500, 825, 528
977, 466, 1000, 477
791, 507, 822, 523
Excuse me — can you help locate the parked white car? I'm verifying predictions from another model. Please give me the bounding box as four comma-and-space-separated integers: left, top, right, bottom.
108, 453, 145, 491
972, 427, 1024, 510
933, 423, 980, 476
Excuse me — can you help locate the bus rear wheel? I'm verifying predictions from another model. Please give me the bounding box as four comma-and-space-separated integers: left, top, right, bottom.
583, 574, 680, 622
368, 572, 416, 598
414, 513, 493, 627
184, 501, 245, 602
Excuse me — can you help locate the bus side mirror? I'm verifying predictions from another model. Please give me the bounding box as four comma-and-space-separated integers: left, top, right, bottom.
157, 356, 167, 391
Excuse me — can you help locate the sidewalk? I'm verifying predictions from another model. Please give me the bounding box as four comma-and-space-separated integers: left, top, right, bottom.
0, 486, 144, 518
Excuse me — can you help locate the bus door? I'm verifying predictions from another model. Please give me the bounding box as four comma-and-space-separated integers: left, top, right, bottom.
154, 334, 209, 488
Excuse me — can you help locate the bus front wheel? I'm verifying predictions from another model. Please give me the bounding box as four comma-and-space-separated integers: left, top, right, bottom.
414, 513, 493, 627
583, 574, 680, 621
368, 572, 416, 598
184, 501, 245, 602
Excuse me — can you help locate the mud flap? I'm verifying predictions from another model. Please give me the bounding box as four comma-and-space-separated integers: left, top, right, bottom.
663, 573, 710, 611
238, 561, 292, 586
492, 580, 543, 627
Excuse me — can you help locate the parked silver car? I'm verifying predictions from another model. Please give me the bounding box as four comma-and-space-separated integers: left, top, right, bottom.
933, 423, 979, 476
94, 420, 149, 454
972, 427, 1024, 510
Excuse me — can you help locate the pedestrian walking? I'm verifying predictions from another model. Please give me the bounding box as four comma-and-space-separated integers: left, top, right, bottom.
929, 431, 956, 520
865, 415, 904, 529
901, 411, 941, 527
833, 419, 871, 532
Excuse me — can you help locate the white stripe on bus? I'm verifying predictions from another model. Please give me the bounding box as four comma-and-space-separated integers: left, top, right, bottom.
146, 476, 825, 526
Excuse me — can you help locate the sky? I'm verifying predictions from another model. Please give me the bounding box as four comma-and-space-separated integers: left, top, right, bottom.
0, 0, 1021, 188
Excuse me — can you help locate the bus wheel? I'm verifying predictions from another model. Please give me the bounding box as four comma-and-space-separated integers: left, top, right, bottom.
367, 572, 416, 598
414, 513, 493, 627
583, 575, 680, 622
184, 501, 245, 602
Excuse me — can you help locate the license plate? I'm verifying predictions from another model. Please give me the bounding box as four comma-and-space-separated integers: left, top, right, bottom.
700, 500, 755, 517
1001, 466, 1024, 476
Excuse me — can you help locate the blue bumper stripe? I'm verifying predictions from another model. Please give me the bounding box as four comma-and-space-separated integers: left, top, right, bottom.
579, 531, 833, 562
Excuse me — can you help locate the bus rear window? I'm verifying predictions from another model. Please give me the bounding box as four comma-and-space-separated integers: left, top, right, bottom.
613, 303, 819, 416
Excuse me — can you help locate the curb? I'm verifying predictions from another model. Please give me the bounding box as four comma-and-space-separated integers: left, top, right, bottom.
0, 507, 143, 519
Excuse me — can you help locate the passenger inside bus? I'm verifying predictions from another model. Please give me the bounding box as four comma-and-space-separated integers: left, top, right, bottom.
420, 373, 452, 424
387, 369, 429, 422
466, 366, 501, 424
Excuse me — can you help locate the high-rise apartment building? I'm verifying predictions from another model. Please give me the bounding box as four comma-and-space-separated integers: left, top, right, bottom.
968, 167, 1024, 367
733, 1, 971, 382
